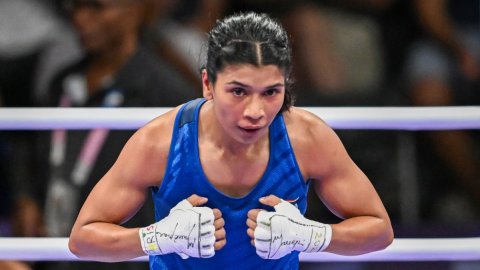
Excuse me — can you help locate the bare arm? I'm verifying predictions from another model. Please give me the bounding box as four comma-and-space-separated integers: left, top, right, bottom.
69, 111, 175, 262
288, 109, 393, 255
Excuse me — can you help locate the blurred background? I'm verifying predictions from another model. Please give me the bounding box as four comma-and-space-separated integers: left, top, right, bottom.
0, 0, 479, 269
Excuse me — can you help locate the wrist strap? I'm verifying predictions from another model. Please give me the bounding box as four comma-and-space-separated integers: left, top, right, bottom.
275, 200, 333, 253
139, 224, 162, 256
317, 224, 332, 252
301, 222, 332, 253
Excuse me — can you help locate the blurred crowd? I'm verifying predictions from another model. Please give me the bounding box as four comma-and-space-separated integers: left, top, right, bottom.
0, 0, 479, 269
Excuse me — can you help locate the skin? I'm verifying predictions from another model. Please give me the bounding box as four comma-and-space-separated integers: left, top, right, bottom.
245, 80, 394, 254
71, 0, 144, 94
69, 63, 393, 261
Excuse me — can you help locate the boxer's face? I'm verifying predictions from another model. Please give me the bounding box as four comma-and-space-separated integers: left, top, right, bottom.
203, 64, 285, 145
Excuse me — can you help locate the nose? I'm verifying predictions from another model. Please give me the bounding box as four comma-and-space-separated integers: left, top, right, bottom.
243, 95, 265, 121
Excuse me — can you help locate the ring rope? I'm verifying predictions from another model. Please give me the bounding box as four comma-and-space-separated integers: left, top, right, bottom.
1, 237, 480, 262
1, 106, 479, 130
1, 106, 479, 262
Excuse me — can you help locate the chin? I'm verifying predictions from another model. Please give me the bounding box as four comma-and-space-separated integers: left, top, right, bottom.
235, 128, 267, 144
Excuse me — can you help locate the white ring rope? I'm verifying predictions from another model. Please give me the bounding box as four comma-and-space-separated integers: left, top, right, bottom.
0, 106, 479, 130
1, 106, 479, 262
0, 237, 480, 262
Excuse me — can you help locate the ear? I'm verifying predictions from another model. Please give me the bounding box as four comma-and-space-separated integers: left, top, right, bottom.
202, 69, 214, 100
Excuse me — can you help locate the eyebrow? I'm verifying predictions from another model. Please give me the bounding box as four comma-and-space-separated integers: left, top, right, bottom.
226, 80, 285, 88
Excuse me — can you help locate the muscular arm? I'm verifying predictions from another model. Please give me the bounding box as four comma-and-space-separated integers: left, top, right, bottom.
287, 109, 393, 255
69, 110, 176, 262
313, 136, 393, 255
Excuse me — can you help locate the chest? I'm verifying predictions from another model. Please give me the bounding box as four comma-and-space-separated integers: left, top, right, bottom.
199, 146, 270, 198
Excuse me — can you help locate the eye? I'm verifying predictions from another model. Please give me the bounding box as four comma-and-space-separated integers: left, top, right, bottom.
231, 88, 245, 97
264, 89, 279, 96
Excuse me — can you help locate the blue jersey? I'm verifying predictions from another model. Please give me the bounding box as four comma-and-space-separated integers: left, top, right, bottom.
150, 98, 310, 269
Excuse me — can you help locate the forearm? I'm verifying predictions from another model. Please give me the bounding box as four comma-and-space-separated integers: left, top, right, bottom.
69, 198, 218, 261
325, 216, 393, 255
69, 222, 144, 262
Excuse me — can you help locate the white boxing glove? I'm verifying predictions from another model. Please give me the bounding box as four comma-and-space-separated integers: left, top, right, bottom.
139, 199, 215, 259
254, 199, 332, 259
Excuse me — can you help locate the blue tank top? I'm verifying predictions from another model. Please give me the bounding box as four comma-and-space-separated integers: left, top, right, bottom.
150, 98, 309, 270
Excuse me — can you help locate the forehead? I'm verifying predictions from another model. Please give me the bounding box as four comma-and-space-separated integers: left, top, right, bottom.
216, 64, 285, 85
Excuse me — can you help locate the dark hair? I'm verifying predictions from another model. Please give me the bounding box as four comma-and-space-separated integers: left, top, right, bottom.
205, 12, 294, 112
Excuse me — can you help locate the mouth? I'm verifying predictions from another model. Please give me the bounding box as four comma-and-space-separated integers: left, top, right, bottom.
239, 126, 263, 135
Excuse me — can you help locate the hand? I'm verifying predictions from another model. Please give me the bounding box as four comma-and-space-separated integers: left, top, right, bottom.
184, 195, 227, 253
246, 195, 281, 247
139, 194, 225, 259
247, 195, 332, 259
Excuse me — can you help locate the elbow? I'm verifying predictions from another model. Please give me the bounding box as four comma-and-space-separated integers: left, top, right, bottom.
360, 221, 394, 255
385, 223, 395, 248
68, 232, 83, 258
69, 229, 91, 259
363, 217, 394, 254
377, 219, 395, 251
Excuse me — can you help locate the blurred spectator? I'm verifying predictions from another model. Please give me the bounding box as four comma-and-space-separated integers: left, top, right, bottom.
8, 0, 197, 269
0, 0, 81, 240
404, 0, 480, 222
151, 0, 229, 92
0, 0, 81, 106
231, 0, 398, 106
287, 1, 387, 105
0, 1, 66, 269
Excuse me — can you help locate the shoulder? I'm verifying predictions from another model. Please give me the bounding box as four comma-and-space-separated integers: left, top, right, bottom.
283, 106, 335, 145
115, 104, 184, 187
132, 104, 182, 157
283, 107, 346, 179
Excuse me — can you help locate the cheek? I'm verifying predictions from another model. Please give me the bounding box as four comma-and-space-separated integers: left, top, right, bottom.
216, 103, 238, 123
214, 101, 244, 130
267, 96, 285, 115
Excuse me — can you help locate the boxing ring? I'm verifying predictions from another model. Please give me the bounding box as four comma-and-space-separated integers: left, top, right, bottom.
0, 106, 479, 262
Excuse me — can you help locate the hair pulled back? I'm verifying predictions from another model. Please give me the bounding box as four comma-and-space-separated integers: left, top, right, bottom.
205, 12, 294, 111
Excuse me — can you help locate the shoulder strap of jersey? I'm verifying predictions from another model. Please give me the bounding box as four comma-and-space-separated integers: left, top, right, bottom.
179, 98, 205, 128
